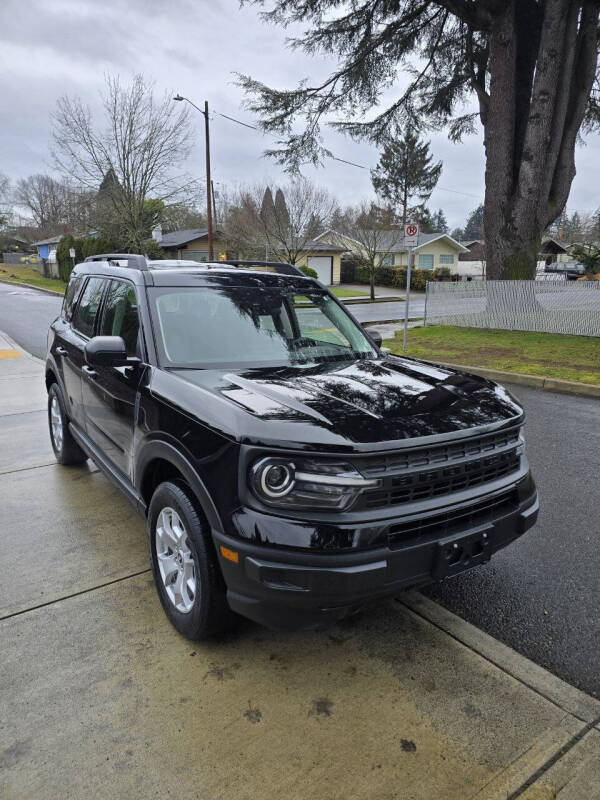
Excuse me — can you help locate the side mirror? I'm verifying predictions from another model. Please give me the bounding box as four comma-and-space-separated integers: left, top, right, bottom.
369, 329, 383, 349
85, 336, 129, 368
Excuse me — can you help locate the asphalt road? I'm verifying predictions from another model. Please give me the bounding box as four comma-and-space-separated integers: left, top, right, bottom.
1, 279, 599, 696
426, 384, 600, 697
351, 298, 425, 324
0, 282, 61, 358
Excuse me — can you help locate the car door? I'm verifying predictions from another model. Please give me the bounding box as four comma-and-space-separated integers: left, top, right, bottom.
82, 278, 144, 477
55, 276, 107, 429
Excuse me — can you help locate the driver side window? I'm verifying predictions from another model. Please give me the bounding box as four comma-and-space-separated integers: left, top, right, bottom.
99, 280, 141, 357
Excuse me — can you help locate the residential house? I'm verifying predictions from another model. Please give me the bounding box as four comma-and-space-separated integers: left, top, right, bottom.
157, 227, 345, 285
539, 238, 571, 266
314, 229, 468, 274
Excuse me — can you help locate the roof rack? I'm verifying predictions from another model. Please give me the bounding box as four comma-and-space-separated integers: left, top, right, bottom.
221, 260, 305, 277
84, 253, 149, 270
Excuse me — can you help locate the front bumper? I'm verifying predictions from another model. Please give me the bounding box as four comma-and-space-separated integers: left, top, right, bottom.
213, 480, 539, 631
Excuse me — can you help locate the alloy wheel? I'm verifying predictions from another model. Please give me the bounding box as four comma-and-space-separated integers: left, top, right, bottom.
50, 395, 63, 452
155, 507, 197, 613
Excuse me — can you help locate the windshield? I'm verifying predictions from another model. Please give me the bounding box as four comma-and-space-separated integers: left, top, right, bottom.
149, 286, 377, 368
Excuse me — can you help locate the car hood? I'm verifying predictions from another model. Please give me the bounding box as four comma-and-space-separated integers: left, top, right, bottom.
166, 356, 523, 452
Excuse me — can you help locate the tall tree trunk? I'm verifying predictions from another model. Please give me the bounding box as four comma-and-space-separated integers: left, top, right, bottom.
482, 0, 599, 281
370, 264, 375, 301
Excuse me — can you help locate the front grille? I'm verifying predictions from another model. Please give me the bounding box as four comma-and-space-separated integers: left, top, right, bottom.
359, 427, 520, 476
387, 489, 519, 547
355, 426, 523, 511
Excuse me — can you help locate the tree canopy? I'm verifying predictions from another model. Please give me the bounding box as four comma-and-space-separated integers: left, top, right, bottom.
239, 0, 600, 278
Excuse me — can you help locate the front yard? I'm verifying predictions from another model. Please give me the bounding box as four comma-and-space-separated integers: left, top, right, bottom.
0, 264, 66, 294
385, 325, 600, 386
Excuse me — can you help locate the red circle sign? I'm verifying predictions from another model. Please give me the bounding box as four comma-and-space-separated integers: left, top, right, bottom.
406, 224, 418, 236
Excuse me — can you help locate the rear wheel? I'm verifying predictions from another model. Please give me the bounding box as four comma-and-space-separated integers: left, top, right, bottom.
47, 383, 88, 465
148, 481, 237, 639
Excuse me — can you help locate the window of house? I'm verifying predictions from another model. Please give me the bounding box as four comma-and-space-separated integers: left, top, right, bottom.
99, 280, 141, 357
381, 253, 395, 267
439, 254, 454, 265
417, 254, 434, 270
184, 250, 210, 262
72, 277, 107, 338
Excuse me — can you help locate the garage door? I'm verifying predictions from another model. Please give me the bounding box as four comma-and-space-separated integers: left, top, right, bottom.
307, 256, 333, 285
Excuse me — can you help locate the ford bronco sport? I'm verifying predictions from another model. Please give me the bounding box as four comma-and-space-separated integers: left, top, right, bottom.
46, 254, 538, 638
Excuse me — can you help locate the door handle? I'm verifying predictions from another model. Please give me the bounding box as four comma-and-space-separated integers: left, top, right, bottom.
82, 365, 98, 379
56, 346, 68, 356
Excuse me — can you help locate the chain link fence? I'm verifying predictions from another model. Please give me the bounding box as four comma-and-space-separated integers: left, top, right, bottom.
424, 280, 600, 337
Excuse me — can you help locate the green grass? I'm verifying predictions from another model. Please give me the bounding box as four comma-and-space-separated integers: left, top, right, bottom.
385, 325, 600, 386
329, 287, 369, 298
0, 264, 66, 294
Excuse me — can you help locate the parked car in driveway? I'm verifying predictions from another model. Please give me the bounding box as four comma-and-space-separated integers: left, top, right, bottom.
45, 255, 539, 638
545, 260, 585, 279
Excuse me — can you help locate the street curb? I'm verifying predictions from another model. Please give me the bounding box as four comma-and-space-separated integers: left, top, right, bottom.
400, 591, 600, 724
341, 296, 406, 305
0, 277, 64, 296
0, 330, 44, 363
423, 360, 600, 399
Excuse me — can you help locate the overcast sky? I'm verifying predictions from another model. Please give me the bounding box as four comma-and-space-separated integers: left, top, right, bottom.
2, 0, 600, 230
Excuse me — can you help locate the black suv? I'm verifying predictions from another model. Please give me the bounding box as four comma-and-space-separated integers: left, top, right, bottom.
46, 255, 538, 638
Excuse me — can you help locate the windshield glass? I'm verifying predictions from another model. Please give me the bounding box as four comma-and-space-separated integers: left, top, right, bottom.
150, 286, 377, 368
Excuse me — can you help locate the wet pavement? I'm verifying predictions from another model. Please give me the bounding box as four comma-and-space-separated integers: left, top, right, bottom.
1, 331, 599, 799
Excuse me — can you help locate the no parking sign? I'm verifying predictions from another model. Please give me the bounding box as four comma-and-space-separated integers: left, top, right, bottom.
404, 223, 419, 248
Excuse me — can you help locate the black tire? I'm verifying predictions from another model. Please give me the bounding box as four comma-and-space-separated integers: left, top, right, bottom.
147, 481, 237, 640
47, 383, 88, 466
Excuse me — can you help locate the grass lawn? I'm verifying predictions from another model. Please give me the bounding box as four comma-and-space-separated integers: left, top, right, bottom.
0, 264, 66, 294
385, 325, 600, 386
329, 287, 369, 298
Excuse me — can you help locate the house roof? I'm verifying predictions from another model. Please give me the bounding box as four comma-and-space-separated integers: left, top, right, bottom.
314, 229, 468, 253
33, 234, 63, 246
159, 228, 216, 248
301, 240, 344, 253
540, 237, 569, 254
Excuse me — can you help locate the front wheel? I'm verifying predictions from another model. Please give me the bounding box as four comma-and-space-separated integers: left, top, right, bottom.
48, 383, 88, 465
148, 481, 237, 639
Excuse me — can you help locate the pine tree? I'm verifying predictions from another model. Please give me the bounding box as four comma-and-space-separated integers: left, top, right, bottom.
432, 209, 448, 233
239, 1, 600, 279
371, 132, 441, 227
463, 205, 485, 241
260, 187, 276, 226
274, 188, 290, 228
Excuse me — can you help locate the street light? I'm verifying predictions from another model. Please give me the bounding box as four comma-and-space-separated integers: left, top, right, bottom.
173, 94, 214, 260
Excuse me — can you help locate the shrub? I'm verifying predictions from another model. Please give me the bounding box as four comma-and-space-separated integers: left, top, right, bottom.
299, 265, 319, 279
56, 235, 79, 282
142, 238, 166, 260
409, 269, 429, 291
356, 265, 371, 283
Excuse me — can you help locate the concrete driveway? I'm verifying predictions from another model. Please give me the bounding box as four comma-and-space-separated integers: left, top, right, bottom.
1, 334, 599, 800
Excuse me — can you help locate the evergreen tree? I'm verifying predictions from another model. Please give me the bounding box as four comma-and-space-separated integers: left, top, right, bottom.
260, 187, 276, 227
463, 205, 485, 240
432, 209, 448, 233
239, 1, 600, 279
274, 188, 290, 228
371, 132, 442, 227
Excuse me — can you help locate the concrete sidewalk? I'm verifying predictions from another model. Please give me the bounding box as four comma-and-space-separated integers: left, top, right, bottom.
1, 330, 599, 800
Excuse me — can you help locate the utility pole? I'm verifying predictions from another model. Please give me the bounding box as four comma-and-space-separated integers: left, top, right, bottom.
204, 101, 214, 260
173, 94, 214, 260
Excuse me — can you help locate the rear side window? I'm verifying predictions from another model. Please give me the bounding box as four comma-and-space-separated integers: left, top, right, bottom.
72, 277, 107, 338
99, 280, 141, 357
62, 275, 83, 321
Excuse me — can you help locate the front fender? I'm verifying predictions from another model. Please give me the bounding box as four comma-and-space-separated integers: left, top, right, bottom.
135, 439, 224, 534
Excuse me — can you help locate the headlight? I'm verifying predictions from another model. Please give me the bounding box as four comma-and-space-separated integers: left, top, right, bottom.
249, 456, 380, 511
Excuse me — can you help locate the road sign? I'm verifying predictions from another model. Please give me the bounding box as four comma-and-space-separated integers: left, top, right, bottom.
404, 223, 419, 248
69, 248, 76, 259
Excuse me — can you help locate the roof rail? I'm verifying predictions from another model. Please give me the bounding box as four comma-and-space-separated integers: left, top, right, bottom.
84, 253, 149, 270
221, 260, 305, 277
